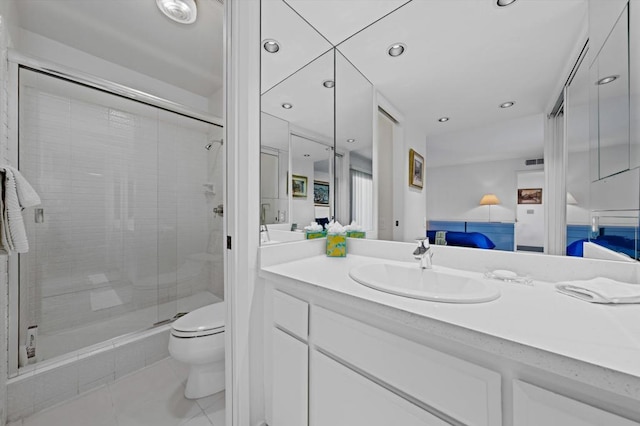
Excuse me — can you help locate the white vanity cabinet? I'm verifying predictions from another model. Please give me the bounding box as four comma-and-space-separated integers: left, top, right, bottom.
513, 381, 639, 426
265, 282, 640, 426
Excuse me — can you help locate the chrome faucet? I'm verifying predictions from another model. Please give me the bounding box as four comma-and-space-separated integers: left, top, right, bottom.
260, 224, 270, 243
414, 238, 433, 269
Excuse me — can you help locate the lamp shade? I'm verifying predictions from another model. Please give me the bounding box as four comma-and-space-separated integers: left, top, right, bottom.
479, 194, 500, 206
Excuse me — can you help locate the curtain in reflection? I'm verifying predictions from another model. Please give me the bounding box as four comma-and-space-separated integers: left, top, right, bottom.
350, 170, 373, 231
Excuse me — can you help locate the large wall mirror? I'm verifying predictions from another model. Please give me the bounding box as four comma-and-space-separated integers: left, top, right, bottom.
260, 0, 640, 262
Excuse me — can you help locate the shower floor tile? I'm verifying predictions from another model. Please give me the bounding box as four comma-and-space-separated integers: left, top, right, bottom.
13, 358, 226, 426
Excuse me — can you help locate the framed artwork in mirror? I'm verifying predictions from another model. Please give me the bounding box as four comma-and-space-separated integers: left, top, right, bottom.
314, 180, 330, 205
518, 188, 542, 204
292, 175, 308, 198
409, 149, 424, 189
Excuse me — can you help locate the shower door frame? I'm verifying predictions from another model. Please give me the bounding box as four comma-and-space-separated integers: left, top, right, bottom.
6, 51, 224, 378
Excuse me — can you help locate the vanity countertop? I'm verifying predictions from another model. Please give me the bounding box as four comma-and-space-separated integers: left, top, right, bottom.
260, 251, 640, 400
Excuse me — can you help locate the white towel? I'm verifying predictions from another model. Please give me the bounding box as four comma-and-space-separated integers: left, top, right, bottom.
556, 277, 640, 304
0, 166, 41, 254
6, 166, 41, 207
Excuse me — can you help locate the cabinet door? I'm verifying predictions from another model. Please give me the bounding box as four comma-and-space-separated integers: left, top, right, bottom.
513, 380, 640, 426
310, 350, 449, 426
272, 328, 308, 426
596, 5, 630, 178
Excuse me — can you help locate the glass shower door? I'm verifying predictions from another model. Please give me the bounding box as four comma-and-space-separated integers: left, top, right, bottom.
15, 68, 224, 370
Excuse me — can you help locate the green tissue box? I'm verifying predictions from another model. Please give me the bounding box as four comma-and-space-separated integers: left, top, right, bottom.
326, 233, 347, 257
306, 230, 326, 240
347, 231, 366, 239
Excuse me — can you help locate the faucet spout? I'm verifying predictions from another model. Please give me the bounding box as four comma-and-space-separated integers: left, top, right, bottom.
414, 238, 433, 269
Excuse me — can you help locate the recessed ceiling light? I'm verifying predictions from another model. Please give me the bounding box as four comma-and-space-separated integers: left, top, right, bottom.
281, 103, 293, 109
497, 0, 517, 6
387, 43, 406, 57
347, 138, 356, 143
263, 40, 280, 53
322, 80, 335, 88
438, 117, 450, 123
499, 101, 515, 108
596, 75, 619, 85
156, 0, 197, 24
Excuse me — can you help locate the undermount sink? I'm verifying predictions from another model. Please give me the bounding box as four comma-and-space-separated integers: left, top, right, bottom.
349, 264, 500, 304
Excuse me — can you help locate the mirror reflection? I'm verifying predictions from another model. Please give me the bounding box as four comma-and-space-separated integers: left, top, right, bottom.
260, 0, 639, 261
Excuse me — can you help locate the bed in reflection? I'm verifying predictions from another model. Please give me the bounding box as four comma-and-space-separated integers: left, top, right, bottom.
566, 225, 639, 260
427, 221, 515, 251
426, 231, 496, 249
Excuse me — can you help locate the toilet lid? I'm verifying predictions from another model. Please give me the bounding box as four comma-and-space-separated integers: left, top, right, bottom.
172, 302, 225, 334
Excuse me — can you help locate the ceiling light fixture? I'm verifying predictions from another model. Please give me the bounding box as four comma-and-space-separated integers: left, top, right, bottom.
347, 138, 356, 143
263, 40, 280, 53
156, 0, 197, 24
438, 117, 450, 123
499, 101, 515, 108
496, 0, 517, 6
322, 80, 335, 88
387, 43, 406, 57
596, 75, 619, 85
281, 103, 293, 109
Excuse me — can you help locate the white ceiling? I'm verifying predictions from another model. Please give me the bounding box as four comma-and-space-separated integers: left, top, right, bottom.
13, 0, 224, 98
334, 0, 587, 138
276, 0, 588, 165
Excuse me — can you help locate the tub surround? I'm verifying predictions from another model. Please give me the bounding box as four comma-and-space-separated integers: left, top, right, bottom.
259, 238, 640, 424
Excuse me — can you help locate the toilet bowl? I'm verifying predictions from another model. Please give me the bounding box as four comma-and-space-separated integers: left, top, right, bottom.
168, 302, 225, 399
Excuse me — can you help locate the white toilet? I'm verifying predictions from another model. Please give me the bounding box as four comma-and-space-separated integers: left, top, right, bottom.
168, 302, 225, 399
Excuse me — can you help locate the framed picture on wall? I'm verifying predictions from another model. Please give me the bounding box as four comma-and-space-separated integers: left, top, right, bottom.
518, 188, 542, 204
292, 175, 308, 198
314, 180, 330, 205
409, 149, 424, 189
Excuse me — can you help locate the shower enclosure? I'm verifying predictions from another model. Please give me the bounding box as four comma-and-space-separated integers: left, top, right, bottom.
10, 65, 224, 374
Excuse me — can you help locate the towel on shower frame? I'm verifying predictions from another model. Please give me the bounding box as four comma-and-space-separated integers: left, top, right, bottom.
0, 166, 41, 254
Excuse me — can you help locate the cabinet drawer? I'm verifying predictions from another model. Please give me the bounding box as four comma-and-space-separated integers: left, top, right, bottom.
513, 380, 640, 426
311, 350, 448, 426
312, 306, 501, 426
273, 290, 308, 340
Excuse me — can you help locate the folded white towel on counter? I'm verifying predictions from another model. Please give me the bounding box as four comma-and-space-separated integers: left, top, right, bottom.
556, 277, 640, 304
0, 166, 41, 255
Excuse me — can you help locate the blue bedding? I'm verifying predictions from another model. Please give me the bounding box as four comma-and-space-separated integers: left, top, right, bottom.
427, 231, 496, 249
566, 235, 638, 259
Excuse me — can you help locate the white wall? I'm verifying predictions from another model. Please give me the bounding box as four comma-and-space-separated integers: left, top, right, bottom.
567, 149, 591, 224
377, 111, 394, 240
0, 1, 19, 422
15, 29, 212, 115
402, 123, 428, 241
426, 158, 543, 223
291, 158, 315, 226
516, 171, 545, 247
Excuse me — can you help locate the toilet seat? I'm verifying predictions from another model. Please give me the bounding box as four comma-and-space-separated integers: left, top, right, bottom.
171, 303, 225, 338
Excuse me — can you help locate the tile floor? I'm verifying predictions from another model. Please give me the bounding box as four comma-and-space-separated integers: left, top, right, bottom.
8, 358, 225, 426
